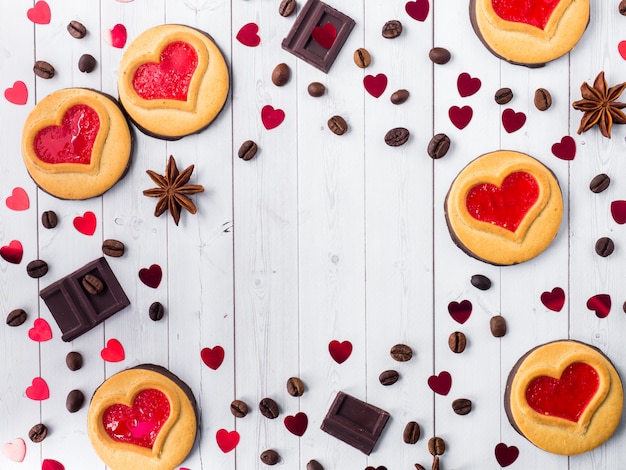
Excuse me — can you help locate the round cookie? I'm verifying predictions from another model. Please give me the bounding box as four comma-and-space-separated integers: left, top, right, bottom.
118, 24, 229, 139
22, 88, 132, 200
470, 0, 589, 66
88, 364, 197, 470
505, 340, 623, 455
445, 150, 562, 265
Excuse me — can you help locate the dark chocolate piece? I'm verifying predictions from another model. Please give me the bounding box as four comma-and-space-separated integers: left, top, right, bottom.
281, 0, 355, 73
320, 391, 390, 455
40, 257, 130, 342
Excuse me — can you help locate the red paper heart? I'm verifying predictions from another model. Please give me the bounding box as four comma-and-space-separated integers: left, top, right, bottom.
2, 438, 26, 462
502, 108, 526, 133
405, 0, 430, 21
139, 264, 163, 288
611, 200, 626, 224
448, 105, 473, 129
4, 81, 28, 105
328, 340, 352, 364
26, 377, 49, 400
428, 371, 452, 395
6, 187, 29, 211
312, 23, 337, 49
551, 135, 576, 160
216, 429, 240, 453
541, 287, 565, 312
494, 443, 519, 467
261, 105, 285, 130
619, 41, 626, 60
73, 211, 97, 235
457, 72, 481, 97
101, 338, 125, 362
42, 459, 65, 470
236, 22, 261, 47
284, 412, 308, 436
586, 294, 611, 318
106, 24, 127, 48
0, 240, 23, 264
363, 74, 388, 98
28, 318, 52, 342
492, 0, 560, 30
27, 1, 51, 24
448, 300, 472, 324
201, 346, 225, 370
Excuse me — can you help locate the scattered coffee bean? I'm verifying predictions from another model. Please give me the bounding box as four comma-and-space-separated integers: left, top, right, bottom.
66, 351, 83, 371
308, 81, 326, 97
452, 398, 472, 415
595, 237, 615, 257
66, 390, 85, 413
67, 20, 87, 39
78, 54, 97, 73
379, 369, 399, 386
390, 89, 409, 105
427, 133, 450, 159
328, 115, 348, 135
390, 343, 413, 362
6, 308, 27, 327
28, 423, 48, 443
27, 259, 48, 278
149, 301, 165, 321
428, 436, 446, 456
238, 140, 258, 161
353, 48, 371, 68
490, 315, 507, 337
621, 0, 626, 15
82, 274, 104, 295
494, 87, 513, 105
33, 60, 55, 79
102, 239, 125, 257
41, 210, 58, 229
470, 274, 491, 290
271, 63, 291, 86
260, 449, 280, 465
365, 467, 387, 470
534, 87, 552, 111
429, 47, 451, 64
307, 460, 324, 470
589, 173, 610, 193
230, 399, 249, 418
448, 331, 466, 353
403, 421, 421, 444
279, 0, 296, 17
382, 20, 403, 38
286, 376, 305, 397
432, 455, 440, 470
259, 397, 279, 419
414, 465, 426, 470
385, 127, 410, 146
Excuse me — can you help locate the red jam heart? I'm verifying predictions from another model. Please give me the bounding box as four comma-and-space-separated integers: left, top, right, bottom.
525, 362, 599, 422
466, 172, 539, 232
34, 104, 100, 165
133, 41, 198, 101
102, 389, 170, 449
491, 0, 561, 30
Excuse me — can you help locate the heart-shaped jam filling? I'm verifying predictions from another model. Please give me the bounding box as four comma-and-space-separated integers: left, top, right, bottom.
33, 104, 100, 165
525, 362, 599, 423
491, 0, 561, 30
132, 41, 198, 101
102, 389, 170, 449
466, 171, 539, 232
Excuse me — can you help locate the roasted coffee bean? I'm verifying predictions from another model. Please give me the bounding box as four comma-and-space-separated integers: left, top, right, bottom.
230, 399, 249, 418
414, 465, 426, 470
33, 60, 55, 79
432, 455, 440, 470
27, 259, 48, 278
385, 127, 410, 146
365, 467, 387, 470
28, 423, 48, 443
534, 87, 552, 111
448, 331, 466, 353
307, 460, 324, 470
279, 0, 296, 17
595, 237, 615, 257
6, 308, 27, 327
621, 0, 626, 15
379, 369, 399, 386
238, 140, 258, 161
382, 20, 402, 38
403, 421, 421, 444
66, 351, 83, 371
494, 87, 513, 105
286, 376, 305, 396
490, 315, 507, 337
428, 436, 446, 456
390, 89, 409, 105
308, 81, 326, 97
259, 397, 279, 419
590, 173, 610, 193
427, 133, 450, 159
328, 115, 348, 135
67, 20, 87, 38
271, 63, 291, 86
149, 301, 165, 321
390, 343, 413, 362
429, 47, 451, 64
82, 274, 104, 295
41, 210, 58, 229
471, 274, 491, 290
452, 398, 472, 415
353, 48, 371, 68
102, 239, 125, 257
260, 449, 280, 465
78, 54, 97, 73
66, 389, 85, 413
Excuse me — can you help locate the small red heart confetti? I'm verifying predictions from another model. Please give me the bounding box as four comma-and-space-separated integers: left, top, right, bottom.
551, 135, 576, 160
502, 108, 526, 133
457, 72, 481, 97
619, 41, 626, 60
27, 1, 51, 24
73, 211, 97, 235
216, 429, 240, 453
328, 340, 352, 364
2, 438, 26, 462
586, 294, 611, 318
540, 287, 565, 312
261, 105, 285, 130
363, 73, 388, 98
4, 81, 28, 105
139, 264, 163, 288
0, 240, 23, 264
101, 338, 125, 362
42, 459, 65, 470
26, 377, 49, 400
236, 22, 261, 47
448, 105, 473, 129
428, 371, 452, 395
6, 187, 29, 211
28, 318, 52, 342
201, 346, 225, 370
495, 443, 519, 467
405, 0, 430, 21
611, 200, 626, 224
448, 299, 472, 324
284, 412, 308, 436
104, 24, 127, 48
312, 23, 336, 49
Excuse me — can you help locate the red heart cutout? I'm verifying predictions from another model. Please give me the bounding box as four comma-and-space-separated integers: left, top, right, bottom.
457, 72, 481, 97
201, 346, 225, 370
6, 187, 29, 211
105, 24, 127, 48
492, 0, 560, 30
448, 299, 472, 324
494, 443, 519, 467
428, 371, 452, 395
586, 294, 611, 318
26, 377, 49, 400
236, 22, 261, 47
328, 340, 352, 364
502, 108, 526, 133
619, 41, 626, 60
0, 240, 23, 264
101, 338, 125, 362
448, 105, 473, 129
139, 264, 163, 288
4, 81, 28, 105
405, 0, 430, 21
261, 105, 285, 130
27, 1, 51, 24
284, 412, 308, 436
73, 210, 97, 235
28, 318, 52, 342
611, 200, 626, 224
551, 135, 576, 160
540, 287, 565, 312
312, 23, 337, 49
216, 429, 240, 453
42, 459, 65, 470
363, 74, 388, 98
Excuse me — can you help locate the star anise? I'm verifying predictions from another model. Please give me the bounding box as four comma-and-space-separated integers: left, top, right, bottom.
143, 155, 204, 225
572, 71, 626, 138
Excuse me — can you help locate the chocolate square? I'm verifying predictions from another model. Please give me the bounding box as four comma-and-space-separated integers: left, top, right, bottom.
40, 257, 130, 342
281, 0, 355, 73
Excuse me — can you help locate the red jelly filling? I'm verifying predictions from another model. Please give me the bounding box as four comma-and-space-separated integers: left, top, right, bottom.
33, 104, 100, 165
132, 41, 198, 101
465, 171, 539, 232
491, 0, 561, 30
102, 389, 171, 449
525, 362, 599, 422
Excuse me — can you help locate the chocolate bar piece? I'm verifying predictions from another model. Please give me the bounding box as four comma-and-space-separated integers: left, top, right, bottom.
321, 391, 390, 455
40, 257, 130, 342
281, 0, 355, 73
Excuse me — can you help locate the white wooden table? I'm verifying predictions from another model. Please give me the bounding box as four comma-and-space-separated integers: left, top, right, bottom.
1, 1, 626, 469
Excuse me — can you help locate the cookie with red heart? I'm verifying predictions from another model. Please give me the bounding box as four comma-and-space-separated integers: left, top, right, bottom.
22, 88, 132, 200
88, 364, 197, 470
445, 150, 562, 265
470, 0, 589, 66
118, 24, 229, 140
505, 340, 623, 455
